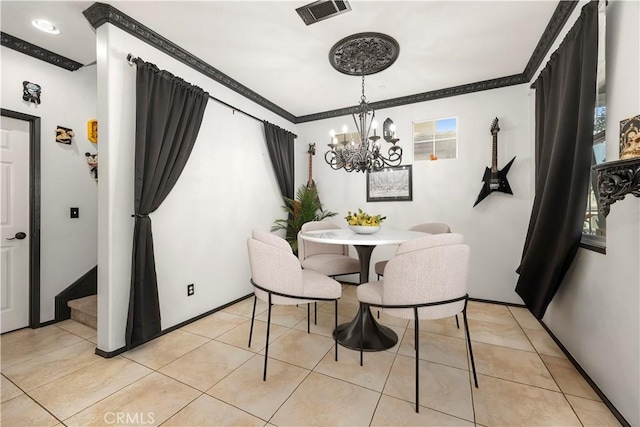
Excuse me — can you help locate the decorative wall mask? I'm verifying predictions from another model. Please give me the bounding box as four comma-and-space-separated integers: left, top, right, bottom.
619, 114, 640, 160
87, 119, 98, 143
85, 152, 98, 180
56, 126, 74, 144
22, 81, 41, 104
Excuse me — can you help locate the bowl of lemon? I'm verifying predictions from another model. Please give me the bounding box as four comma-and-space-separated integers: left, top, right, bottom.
345, 209, 386, 234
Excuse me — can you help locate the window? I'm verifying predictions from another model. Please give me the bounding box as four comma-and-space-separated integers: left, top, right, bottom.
413, 117, 457, 160
581, 1, 606, 252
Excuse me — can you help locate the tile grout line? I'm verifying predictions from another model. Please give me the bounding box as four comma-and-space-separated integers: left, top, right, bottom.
468, 310, 580, 393
195, 392, 271, 426
367, 325, 403, 426
388, 324, 478, 424
508, 306, 588, 426
463, 313, 478, 426
1, 325, 88, 370
263, 318, 325, 426
2, 340, 104, 392
142, 321, 278, 422
59, 369, 157, 424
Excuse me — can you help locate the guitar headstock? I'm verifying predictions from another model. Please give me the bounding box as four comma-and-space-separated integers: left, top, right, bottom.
490, 117, 500, 135
308, 143, 316, 156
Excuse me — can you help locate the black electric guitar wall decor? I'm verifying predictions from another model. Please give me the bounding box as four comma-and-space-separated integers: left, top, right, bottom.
473, 118, 515, 207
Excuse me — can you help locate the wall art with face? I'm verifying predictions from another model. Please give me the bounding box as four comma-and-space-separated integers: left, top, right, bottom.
22, 81, 41, 104
56, 126, 75, 144
620, 114, 640, 160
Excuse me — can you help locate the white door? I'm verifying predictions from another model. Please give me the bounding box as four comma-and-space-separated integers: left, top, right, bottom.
1, 117, 30, 333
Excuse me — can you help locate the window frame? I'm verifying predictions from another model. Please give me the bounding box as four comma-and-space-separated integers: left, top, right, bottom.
580, 0, 607, 254
412, 116, 458, 161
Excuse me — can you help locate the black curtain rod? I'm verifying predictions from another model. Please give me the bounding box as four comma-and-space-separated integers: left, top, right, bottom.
126, 53, 296, 138
207, 94, 262, 123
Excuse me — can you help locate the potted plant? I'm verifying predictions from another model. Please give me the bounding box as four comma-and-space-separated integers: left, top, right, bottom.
271, 185, 336, 254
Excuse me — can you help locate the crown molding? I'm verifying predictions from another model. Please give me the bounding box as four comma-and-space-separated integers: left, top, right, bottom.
1, 32, 83, 72
522, 0, 579, 81
80, 1, 576, 124
83, 2, 297, 124
297, 74, 526, 123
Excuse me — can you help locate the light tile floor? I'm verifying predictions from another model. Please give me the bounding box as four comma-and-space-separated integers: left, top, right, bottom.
1, 287, 622, 426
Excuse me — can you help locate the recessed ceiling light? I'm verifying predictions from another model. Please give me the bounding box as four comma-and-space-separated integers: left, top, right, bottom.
32, 19, 60, 35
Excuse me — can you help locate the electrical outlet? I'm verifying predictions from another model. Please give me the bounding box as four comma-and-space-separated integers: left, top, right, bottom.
187, 283, 194, 296
70, 207, 79, 218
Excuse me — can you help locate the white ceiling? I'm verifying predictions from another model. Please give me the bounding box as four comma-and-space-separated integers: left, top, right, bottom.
1, 1, 558, 118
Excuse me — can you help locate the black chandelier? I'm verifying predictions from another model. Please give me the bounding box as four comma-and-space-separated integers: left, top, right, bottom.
324, 32, 403, 173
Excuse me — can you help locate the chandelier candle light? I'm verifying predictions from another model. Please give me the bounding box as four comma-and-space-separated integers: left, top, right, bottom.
325, 32, 403, 173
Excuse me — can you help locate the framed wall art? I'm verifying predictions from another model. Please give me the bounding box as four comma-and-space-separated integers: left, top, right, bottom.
367, 165, 412, 202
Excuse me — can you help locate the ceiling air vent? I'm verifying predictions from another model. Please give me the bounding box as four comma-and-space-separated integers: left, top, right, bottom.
296, 0, 351, 26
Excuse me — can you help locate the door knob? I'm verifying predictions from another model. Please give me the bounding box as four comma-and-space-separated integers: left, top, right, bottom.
6, 232, 26, 240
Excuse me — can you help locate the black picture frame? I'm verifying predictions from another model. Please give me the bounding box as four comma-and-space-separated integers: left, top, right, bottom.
367, 165, 413, 202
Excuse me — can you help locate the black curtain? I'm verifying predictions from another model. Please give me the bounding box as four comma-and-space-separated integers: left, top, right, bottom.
515, 1, 598, 319
263, 121, 295, 200
127, 58, 209, 347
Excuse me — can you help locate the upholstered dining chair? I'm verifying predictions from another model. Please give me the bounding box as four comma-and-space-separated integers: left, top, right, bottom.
374, 222, 454, 323
375, 222, 451, 279
298, 221, 360, 323
247, 230, 342, 381
298, 221, 360, 281
356, 233, 478, 413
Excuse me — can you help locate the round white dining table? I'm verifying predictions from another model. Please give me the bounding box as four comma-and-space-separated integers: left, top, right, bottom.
299, 228, 426, 351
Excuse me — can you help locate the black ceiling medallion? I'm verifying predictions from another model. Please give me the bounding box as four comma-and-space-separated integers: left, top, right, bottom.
1, 32, 83, 72
329, 32, 399, 76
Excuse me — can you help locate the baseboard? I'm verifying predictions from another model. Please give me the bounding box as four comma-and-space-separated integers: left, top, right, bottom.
538, 321, 630, 427
39, 319, 58, 327
468, 297, 526, 307
158, 293, 254, 337
54, 266, 98, 321
94, 293, 254, 358
94, 346, 128, 358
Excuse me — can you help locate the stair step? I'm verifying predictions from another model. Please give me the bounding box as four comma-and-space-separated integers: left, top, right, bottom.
67, 295, 97, 330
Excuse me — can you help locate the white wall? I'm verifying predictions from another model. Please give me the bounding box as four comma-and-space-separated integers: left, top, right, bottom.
1, 47, 98, 322
96, 24, 292, 352
296, 2, 639, 422
543, 1, 640, 425
296, 84, 533, 303
90, 2, 639, 421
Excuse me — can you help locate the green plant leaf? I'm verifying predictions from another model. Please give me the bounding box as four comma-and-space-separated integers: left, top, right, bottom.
270, 185, 337, 254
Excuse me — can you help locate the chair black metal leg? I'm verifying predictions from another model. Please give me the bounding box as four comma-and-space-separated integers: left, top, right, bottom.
455, 314, 460, 329
414, 307, 420, 413
359, 302, 364, 367
463, 304, 478, 388
263, 293, 272, 381
334, 300, 338, 361
314, 301, 317, 325
307, 304, 311, 333
248, 295, 257, 347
